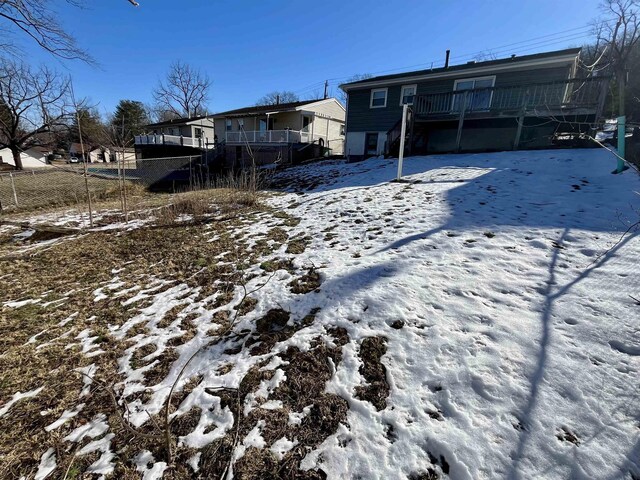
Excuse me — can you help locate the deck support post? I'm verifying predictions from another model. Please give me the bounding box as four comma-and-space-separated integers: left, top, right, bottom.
455, 92, 468, 153
513, 93, 529, 151
513, 112, 525, 150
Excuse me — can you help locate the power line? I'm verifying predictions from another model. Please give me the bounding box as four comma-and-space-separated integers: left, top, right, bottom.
307, 19, 615, 92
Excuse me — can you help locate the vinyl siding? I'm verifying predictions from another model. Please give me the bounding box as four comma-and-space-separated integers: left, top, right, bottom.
346, 65, 573, 133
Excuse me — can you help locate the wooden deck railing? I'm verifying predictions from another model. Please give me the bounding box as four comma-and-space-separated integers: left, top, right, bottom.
413, 77, 608, 117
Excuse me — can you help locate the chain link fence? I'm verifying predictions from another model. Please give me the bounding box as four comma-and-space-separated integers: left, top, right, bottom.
0, 155, 217, 223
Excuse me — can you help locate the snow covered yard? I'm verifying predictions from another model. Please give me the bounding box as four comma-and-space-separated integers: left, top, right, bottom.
0, 149, 638, 479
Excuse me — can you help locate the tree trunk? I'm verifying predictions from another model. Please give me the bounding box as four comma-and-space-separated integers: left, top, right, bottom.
11, 147, 23, 170
618, 72, 626, 117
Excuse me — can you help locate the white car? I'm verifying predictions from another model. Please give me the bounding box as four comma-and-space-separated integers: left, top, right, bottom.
68, 156, 79, 163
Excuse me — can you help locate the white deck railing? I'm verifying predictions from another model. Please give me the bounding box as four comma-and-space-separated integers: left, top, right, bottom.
225, 130, 325, 144
134, 134, 215, 149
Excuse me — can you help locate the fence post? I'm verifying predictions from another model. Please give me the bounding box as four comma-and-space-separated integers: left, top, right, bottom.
9, 172, 18, 207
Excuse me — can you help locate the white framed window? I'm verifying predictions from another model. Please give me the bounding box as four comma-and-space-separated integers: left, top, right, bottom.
452, 76, 496, 111
370, 88, 388, 108
237, 119, 244, 130
400, 84, 417, 105
194, 127, 202, 138
225, 119, 232, 131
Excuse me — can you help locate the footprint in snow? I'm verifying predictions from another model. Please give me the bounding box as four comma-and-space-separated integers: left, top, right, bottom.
609, 340, 640, 356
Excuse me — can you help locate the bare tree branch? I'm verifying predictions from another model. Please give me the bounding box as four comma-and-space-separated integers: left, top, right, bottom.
0, 0, 139, 62
152, 61, 212, 119
0, 58, 74, 169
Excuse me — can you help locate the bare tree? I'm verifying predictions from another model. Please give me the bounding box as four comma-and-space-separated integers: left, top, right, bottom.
153, 62, 212, 119
338, 74, 373, 104
597, 0, 640, 116
473, 51, 498, 62
0, 0, 139, 62
255, 91, 299, 106
0, 59, 73, 169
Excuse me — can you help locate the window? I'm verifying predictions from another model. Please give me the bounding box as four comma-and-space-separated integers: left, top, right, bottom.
339, 124, 346, 136
452, 76, 495, 112
225, 119, 232, 131
194, 128, 202, 138
370, 88, 388, 108
238, 119, 244, 130
400, 84, 417, 105
365, 133, 379, 156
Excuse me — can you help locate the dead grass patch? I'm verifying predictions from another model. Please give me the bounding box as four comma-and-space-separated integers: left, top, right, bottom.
354, 336, 390, 411
289, 267, 322, 294
285, 235, 311, 255
199, 328, 349, 479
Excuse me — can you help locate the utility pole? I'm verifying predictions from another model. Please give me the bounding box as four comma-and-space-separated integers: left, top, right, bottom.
323, 80, 329, 99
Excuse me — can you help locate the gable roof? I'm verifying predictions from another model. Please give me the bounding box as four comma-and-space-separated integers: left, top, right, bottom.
340, 47, 581, 91
212, 98, 342, 118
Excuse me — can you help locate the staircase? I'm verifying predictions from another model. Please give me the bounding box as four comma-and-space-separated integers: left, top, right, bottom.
385, 108, 414, 157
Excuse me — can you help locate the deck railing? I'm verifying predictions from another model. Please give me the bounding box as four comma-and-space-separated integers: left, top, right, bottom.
413, 77, 608, 117
134, 134, 215, 149
225, 130, 325, 144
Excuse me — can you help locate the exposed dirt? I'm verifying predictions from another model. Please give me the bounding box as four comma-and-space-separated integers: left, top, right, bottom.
289, 267, 322, 294
354, 336, 390, 411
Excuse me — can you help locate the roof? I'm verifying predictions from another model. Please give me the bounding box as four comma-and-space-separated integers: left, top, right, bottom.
145, 114, 212, 128
212, 99, 332, 118
340, 48, 581, 90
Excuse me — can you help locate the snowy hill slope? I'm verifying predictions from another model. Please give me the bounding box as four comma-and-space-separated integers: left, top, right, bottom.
261, 149, 640, 479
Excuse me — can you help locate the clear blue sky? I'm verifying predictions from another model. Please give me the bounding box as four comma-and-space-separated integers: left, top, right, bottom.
25, 0, 603, 116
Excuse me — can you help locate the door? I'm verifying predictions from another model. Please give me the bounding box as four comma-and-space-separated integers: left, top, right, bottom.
365, 133, 379, 157
302, 115, 311, 132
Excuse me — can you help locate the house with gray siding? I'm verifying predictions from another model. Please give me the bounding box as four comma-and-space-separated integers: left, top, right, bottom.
340, 48, 608, 160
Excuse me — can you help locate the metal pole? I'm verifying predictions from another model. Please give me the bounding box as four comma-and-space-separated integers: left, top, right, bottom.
9, 172, 18, 207
616, 115, 627, 174
397, 103, 409, 180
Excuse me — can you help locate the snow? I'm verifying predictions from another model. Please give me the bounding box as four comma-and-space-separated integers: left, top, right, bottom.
34, 448, 56, 480
77, 433, 116, 476
0, 387, 44, 418
64, 414, 109, 442
288, 405, 313, 426
77, 364, 97, 397
134, 450, 168, 480
10, 149, 636, 479
44, 403, 85, 431
258, 149, 640, 480
187, 451, 202, 472
270, 437, 298, 460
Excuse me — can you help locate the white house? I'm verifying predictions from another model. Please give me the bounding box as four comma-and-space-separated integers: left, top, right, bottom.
0, 147, 52, 169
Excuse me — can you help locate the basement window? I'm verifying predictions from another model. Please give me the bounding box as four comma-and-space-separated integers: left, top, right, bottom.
370, 88, 388, 108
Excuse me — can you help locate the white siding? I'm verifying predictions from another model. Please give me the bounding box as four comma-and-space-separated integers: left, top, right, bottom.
0, 148, 50, 168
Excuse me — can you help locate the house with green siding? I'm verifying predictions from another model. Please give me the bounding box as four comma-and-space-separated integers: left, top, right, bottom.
340, 48, 607, 160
